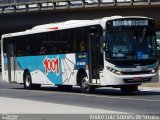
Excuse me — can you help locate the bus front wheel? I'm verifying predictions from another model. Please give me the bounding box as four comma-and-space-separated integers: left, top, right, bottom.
80, 77, 95, 93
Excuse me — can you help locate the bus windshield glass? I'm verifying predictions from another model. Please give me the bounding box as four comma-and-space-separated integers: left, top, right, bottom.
106, 30, 157, 60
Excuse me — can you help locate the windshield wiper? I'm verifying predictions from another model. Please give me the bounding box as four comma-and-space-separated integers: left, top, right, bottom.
140, 28, 146, 42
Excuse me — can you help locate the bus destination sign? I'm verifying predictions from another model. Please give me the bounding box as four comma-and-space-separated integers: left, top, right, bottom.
112, 20, 149, 27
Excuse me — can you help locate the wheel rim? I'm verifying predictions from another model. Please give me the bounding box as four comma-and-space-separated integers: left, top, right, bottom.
81, 78, 89, 92
25, 75, 31, 87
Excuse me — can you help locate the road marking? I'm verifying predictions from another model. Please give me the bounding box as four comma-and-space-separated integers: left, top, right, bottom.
1, 88, 160, 102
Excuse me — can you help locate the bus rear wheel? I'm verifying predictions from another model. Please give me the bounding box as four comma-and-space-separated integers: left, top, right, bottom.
24, 71, 32, 89
80, 77, 95, 94
24, 71, 41, 90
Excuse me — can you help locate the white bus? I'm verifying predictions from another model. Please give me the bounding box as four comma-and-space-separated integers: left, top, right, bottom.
1, 16, 159, 93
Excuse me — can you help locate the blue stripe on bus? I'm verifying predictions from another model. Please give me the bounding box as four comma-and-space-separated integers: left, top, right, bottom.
16, 54, 66, 85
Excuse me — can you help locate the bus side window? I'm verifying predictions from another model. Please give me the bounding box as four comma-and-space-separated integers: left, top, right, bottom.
3, 40, 8, 58
80, 40, 86, 52
39, 46, 47, 55
24, 45, 31, 56
65, 44, 71, 53
3, 53, 7, 58
15, 34, 36, 56
73, 41, 78, 53
61, 30, 71, 54
17, 49, 23, 56
72, 28, 87, 53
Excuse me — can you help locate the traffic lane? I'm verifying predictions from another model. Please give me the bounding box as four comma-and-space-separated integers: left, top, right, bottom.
0, 80, 160, 113
96, 87, 160, 101
0, 80, 22, 89
0, 86, 160, 114
1, 80, 160, 102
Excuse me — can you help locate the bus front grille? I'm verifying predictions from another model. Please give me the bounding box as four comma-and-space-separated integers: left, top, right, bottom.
123, 77, 151, 83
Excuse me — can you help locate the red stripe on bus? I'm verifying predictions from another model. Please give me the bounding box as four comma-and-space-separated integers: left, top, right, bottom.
48, 27, 58, 30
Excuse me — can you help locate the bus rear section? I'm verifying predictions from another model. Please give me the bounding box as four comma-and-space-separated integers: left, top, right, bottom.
100, 17, 159, 92
1, 22, 104, 93
1, 37, 15, 83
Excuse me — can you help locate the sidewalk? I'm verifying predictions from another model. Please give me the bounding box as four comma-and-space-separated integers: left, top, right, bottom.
0, 96, 125, 114
140, 82, 160, 88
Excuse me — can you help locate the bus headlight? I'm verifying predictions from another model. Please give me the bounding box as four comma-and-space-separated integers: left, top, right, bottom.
115, 71, 122, 75
106, 66, 122, 75
151, 69, 156, 73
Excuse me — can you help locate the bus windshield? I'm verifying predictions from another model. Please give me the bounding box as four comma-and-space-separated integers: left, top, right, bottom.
106, 30, 157, 60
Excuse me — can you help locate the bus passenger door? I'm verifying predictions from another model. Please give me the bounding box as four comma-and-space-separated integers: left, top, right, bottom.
88, 26, 104, 83
7, 41, 16, 82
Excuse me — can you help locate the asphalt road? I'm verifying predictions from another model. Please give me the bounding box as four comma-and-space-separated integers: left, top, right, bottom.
0, 80, 160, 114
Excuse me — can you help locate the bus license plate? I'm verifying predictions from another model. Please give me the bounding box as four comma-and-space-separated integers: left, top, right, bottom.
134, 77, 142, 81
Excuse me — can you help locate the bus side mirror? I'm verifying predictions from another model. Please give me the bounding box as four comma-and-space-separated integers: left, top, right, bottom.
3, 53, 7, 58
103, 43, 106, 50
103, 43, 108, 51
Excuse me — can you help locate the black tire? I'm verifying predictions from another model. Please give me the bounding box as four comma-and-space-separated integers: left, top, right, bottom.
80, 77, 95, 94
24, 71, 32, 89
24, 71, 41, 90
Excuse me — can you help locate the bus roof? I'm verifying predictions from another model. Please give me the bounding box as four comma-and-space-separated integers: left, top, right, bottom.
2, 16, 154, 39
2, 19, 100, 38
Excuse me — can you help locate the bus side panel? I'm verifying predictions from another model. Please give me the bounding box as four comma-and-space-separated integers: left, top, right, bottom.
16, 55, 66, 85
14, 57, 24, 83
16, 56, 51, 85
16, 56, 37, 83
61, 54, 77, 85
32, 70, 54, 85
13, 53, 88, 86
35, 54, 65, 85
1, 38, 9, 82
1, 57, 9, 82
